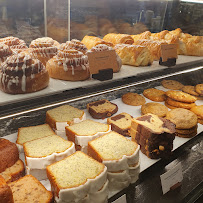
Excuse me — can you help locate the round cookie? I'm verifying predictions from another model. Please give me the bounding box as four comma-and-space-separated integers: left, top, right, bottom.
195, 84, 203, 96
166, 90, 197, 103
141, 102, 168, 117
166, 108, 198, 129
182, 85, 199, 96
176, 130, 197, 138
161, 79, 184, 90
143, 88, 166, 102
166, 97, 196, 110
190, 105, 203, 119
176, 125, 197, 135
122, 92, 146, 106
164, 102, 177, 109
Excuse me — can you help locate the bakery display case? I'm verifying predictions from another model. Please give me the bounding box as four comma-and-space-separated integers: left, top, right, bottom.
0, 0, 203, 202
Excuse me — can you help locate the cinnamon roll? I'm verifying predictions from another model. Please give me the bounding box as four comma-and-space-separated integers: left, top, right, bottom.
0, 51, 49, 94
65, 39, 88, 54
46, 44, 90, 81
0, 36, 28, 53
87, 44, 122, 72
103, 33, 134, 45
29, 37, 59, 66
0, 44, 13, 65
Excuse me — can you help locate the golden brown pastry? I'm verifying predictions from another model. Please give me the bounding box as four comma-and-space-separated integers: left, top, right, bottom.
131, 31, 151, 42
0, 51, 49, 94
114, 44, 153, 66
103, 33, 134, 45
81, 36, 113, 50
133, 39, 168, 60
65, 39, 88, 54
0, 44, 13, 65
46, 43, 90, 81
29, 37, 59, 66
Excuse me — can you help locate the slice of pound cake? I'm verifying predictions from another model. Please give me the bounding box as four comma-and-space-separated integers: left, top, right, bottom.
46, 105, 86, 137
47, 151, 107, 203
65, 119, 111, 153
130, 113, 175, 159
8, 175, 53, 203
23, 135, 75, 180
87, 99, 118, 119
88, 131, 140, 191
107, 112, 133, 136
17, 123, 56, 152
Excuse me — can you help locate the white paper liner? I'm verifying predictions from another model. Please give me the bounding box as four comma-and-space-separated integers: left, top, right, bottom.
26, 143, 75, 169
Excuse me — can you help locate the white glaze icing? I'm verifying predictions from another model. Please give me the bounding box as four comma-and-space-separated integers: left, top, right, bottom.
26, 143, 75, 169
129, 163, 140, 183
54, 130, 67, 140
56, 166, 107, 202
55, 194, 90, 203
107, 169, 131, 183
108, 178, 130, 192
26, 167, 47, 181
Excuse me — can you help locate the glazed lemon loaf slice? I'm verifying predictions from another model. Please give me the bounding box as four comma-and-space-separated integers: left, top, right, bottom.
47, 151, 107, 202
16, 124, 56, 152
8, 175, 53, 203
23, 135, 75, 180
46, 105, 86, 135
65, 119, 111, 152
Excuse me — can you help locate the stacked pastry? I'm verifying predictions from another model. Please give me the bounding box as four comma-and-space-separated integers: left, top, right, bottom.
65, 119, 111, 153
88, 131, 140, 191
130, 114, 175, 159
114, 44, 153, 66
165, 90, 197, 110
29, 37, 59, 66
46, 43, 90, 81
46, 104, 86, 137
166, 108, 198, 138
47, 151, 108, 203
0, 138, 25, 183
0, 51, 49, 94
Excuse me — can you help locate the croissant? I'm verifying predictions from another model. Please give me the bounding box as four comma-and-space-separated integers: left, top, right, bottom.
0, 51, 49, 94
131, 31, 151, 42
114, 44, 153, 66
29, 37, 59, 66
133, 39, 168, 61
103, 33, 134, 45
46, 44, 90, 81
81, 36, 113, 50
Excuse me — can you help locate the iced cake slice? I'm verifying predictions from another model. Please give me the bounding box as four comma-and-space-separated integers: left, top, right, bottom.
47, 151, 107, 203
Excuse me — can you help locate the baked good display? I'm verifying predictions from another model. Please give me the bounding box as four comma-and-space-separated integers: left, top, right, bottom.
87, 99, 118, 119
88, 131, 140, 190
46, 104, 86, 136
131, 114, 175, 159
141, 102, 168, 117
9, 175, 53, 203
195, 84, 203, 96
0, 44, 13, 65
0, 51, 49, 94
46, 43, 90, 81
122, 92, 146, 106
165, 90, 197, 109
0, 175, 14, 203
65, 119, 111, 152
81, 35, 113, 50
166, 108, 198, 137
47, 151, 107, 203
133, 39, 168, 61
103, 33, 134, 45
65, 39, 88, 54
17, 123, 56, 152
87, 44, 122, 73
161, 79, 184, 90
29, 37, 59, 66
23, 135, 75, 180
107, 112, 133, 136
182, 85, 200, 96
114, 44, 153, 66
143, 88, 166, 102
190, 105, 203, 124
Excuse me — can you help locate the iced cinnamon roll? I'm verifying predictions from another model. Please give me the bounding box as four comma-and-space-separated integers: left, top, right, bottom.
87, 44, 122, 72
65, 39, 88, 54
29, 37, 59, 66
46, 43, 90, 81
0, 44, 13, 65
0, 51, 49, 94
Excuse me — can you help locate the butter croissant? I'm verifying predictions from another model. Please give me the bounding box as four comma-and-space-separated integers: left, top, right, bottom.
103, 33, 134, 45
